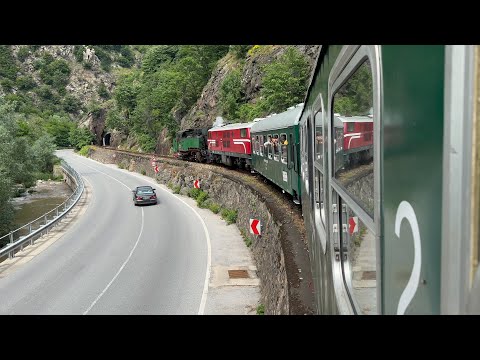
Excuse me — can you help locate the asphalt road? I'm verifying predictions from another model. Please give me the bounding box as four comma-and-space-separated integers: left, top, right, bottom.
0, 149, 209, 314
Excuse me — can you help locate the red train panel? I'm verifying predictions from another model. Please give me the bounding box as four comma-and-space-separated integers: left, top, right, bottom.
208, 123, 253, 158
341, 116, 373, 153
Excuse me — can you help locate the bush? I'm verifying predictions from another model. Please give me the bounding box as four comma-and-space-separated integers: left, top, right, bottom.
73, 45, 85, 62
196, 190, 208, 208
188, 187, 201, 199
141, 169, 146, 175
173, 185, 181, 194
17, 46, 30, 62
167, 182, 173, 189
83, 61, 92, 70
208, 202, 220, 214
256, 304, 265, 315
221, 208, 238, 225
78, 145, 91, 157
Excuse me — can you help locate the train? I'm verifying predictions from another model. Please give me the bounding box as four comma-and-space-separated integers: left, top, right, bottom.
171, 45, 480, 315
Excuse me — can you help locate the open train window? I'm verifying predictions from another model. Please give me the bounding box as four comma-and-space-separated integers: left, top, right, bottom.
280, 133, 287, 164
273, 134, 279, 161
241, 129, 247, 138
259, 135, 264, 156
267, 134, 273, 159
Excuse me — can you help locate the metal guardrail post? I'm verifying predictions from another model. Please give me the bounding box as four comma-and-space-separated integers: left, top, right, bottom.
0, 160, 84, 262
8, 233, 13, 259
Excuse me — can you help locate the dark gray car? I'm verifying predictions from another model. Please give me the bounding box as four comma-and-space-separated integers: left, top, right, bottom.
132, 186, 157, 205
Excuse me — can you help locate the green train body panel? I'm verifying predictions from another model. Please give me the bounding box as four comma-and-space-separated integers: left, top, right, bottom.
178, 137, 203, 152
381, 45, 445, 314
251, 105, 303, 200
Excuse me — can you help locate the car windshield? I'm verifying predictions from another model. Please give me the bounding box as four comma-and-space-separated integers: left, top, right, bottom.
137, 187, 154, 195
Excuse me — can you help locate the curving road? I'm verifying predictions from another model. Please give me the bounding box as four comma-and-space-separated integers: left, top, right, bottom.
0, 149, 209, 314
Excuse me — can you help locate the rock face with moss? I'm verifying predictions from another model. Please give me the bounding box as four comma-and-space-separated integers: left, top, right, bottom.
180, 45, 320, 131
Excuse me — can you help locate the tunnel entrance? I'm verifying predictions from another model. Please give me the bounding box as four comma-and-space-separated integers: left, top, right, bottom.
103, 133, 111, 146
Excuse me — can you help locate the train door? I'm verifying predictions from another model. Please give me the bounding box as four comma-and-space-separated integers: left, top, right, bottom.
328, 46, 381, 314
442, 45, 480, 314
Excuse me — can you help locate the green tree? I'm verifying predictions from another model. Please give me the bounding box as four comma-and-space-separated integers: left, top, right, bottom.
17, 46, 30, 62
0, 45, 19, 80
69, 126, 94, 150
44, 115, 75, 147
141, 45, 179, 74
31, 134, 57, 172
63, 94, 82, 114
229, 45, 250, 59
260, 47, 310, 114
98, 83, 110, 99
219, 69, 243, 120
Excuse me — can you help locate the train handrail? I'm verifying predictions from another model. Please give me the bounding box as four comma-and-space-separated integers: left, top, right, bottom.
0, 160, 84, 261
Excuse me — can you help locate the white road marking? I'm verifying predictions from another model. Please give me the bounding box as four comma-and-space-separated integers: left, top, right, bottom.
68, 153, 212, 315
83, 208, 144, 315
72, 160, 145, 315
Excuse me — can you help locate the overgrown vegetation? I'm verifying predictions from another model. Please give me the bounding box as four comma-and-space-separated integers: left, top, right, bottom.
218, 46, 310, 122
78, 145, 91, 157
221, 208, 238, 225
256, 304, 265, 315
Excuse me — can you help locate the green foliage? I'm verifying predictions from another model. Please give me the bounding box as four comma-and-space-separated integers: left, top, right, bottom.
83, 61, 92, 70
31, 134, 57, 172
229, 45, 250, 59
237, 101, 265, 122
98, 82, 110, 99
141, 45, 179, 74
240, 229, 253, 247
173, 185, 181, 194
188, 187, 201, 198
35, 84, 55, 100
73, 45, 85, 62
1, 78, 14, 92
93, 46, 112, 72
167, 181, 173, 189
140, 169, 146, 175
118, 46, 135, 68
219, 69, 242, 120
39, 58, 71, 92
260, 47, 310, 114
63, 94, 82, 113
78, 145, 91, 156
69, 126, 94, 150
333, 60, 373, 116
16, 75, 36, 91
0, 45, 19, 80
136, 133, 156, 153
87, 101, 102, 118
208, 202, 220, 214
44, 115, 75, 147
17, 46, 30, 62
256, 304, 265, 315
221, 208, 238, 225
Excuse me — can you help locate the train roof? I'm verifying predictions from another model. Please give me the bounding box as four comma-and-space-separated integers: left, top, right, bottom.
333, 115, 373, 127
209, 122, 254, 131
251, 103, 304, 133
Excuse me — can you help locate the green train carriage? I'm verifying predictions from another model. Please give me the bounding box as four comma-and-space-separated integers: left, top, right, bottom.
300, 45, 480, 315
250, 104, 303, 204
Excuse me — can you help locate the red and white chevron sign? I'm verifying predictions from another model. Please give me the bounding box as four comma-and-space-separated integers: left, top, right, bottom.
250, 218, 261, 235
194, 180, 200, 189
154, 165, 159, 174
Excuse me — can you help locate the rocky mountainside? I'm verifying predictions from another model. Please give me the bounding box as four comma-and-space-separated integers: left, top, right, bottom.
181, 45, 320, 130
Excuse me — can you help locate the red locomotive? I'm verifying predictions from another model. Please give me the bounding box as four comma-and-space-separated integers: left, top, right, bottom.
207, 122, 253, 168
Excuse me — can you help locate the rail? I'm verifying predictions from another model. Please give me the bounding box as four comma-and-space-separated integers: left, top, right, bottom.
0, 160, 84, 261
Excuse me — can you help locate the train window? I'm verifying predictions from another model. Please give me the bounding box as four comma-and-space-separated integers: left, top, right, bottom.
315, 170, 325, 225
273, 134, 279, 161
281, 133, 287, 164
347, 122, 355, 132
315, 111, 323, 166
340, 200, 377, 315
241, 129, 247, 138
267, 134, 273, 159
332, 59, 374, 218
259, 135, 264, 156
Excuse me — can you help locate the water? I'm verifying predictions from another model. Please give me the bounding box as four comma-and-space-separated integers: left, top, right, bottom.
0, 181, 72, 248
